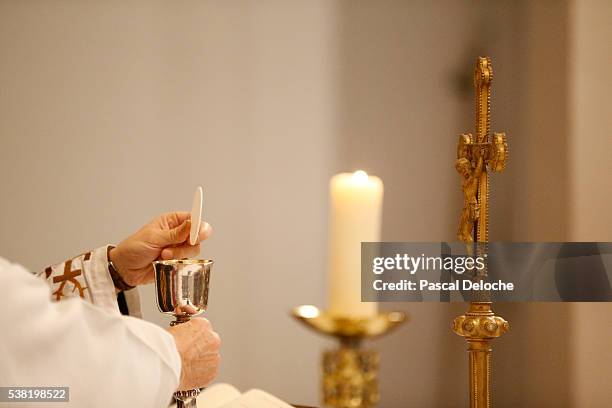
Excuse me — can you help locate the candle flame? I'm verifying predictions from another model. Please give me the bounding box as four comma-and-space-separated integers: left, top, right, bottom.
352, 170, 369, 184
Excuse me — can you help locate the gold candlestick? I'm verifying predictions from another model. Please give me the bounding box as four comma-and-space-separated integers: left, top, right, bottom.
453, 56, 509, 408
292, 305, 406, 408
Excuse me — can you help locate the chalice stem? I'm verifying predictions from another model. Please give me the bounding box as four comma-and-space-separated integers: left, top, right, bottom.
170, 315, 192, 326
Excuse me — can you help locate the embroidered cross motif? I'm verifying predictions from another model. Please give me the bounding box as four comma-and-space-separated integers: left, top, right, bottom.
52, 259, 88, 300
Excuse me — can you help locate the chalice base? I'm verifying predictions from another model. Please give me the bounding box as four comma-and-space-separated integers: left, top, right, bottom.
173, 389, 200, 408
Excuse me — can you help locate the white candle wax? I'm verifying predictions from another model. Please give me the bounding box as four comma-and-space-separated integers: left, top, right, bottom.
328, 170, 383, 318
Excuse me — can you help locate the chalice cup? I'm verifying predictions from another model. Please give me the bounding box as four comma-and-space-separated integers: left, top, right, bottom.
153, 259, 213, 408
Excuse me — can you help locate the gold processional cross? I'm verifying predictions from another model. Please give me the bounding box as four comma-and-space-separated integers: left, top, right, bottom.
452, 57, 510, 408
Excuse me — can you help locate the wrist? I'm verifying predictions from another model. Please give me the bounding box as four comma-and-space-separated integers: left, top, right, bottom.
108, 246, 121, 269
107, 246, 136, 291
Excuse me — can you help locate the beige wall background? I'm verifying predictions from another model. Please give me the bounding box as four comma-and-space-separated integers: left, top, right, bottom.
0, 1, 338, 403
569, 1, 612, 406
0, 1, 610, 407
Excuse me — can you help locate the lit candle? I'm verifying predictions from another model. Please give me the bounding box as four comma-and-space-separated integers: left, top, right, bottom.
328, 170, 383, 318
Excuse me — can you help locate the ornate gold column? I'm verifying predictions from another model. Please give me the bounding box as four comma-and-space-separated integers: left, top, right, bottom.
453, 302, 509, 407
452, 57, 509, 408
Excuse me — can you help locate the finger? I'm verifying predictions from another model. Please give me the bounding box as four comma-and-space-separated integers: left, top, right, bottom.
161, 243, 201, 260
162, 212, 191, 229
192, 317, 212, 329
198, 222, 213, 242
160, 213, 211, 240
159, 219, 191, 245
210, 331, 221, 349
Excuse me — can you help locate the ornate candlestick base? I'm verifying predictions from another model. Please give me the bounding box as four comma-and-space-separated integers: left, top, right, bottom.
452, 302, 509, 408
292, 306, 406, 408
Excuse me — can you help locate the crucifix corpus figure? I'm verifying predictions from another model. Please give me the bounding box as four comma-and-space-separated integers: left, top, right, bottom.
455, 147, 485, 243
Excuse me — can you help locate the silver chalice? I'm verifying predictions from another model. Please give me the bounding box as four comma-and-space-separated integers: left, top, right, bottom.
153, 259, 213, 408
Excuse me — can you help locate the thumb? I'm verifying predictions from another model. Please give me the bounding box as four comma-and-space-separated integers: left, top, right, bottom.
159, 220, 191, 245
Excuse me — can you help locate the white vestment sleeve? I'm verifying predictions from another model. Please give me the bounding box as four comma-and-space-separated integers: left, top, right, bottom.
0, 257, 181, 408
40, 246, 144, 318
40, 246, 121, 314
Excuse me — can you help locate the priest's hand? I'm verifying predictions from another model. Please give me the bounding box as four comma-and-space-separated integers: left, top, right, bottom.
108, 212, 213, 287
169, 317, 221, 390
